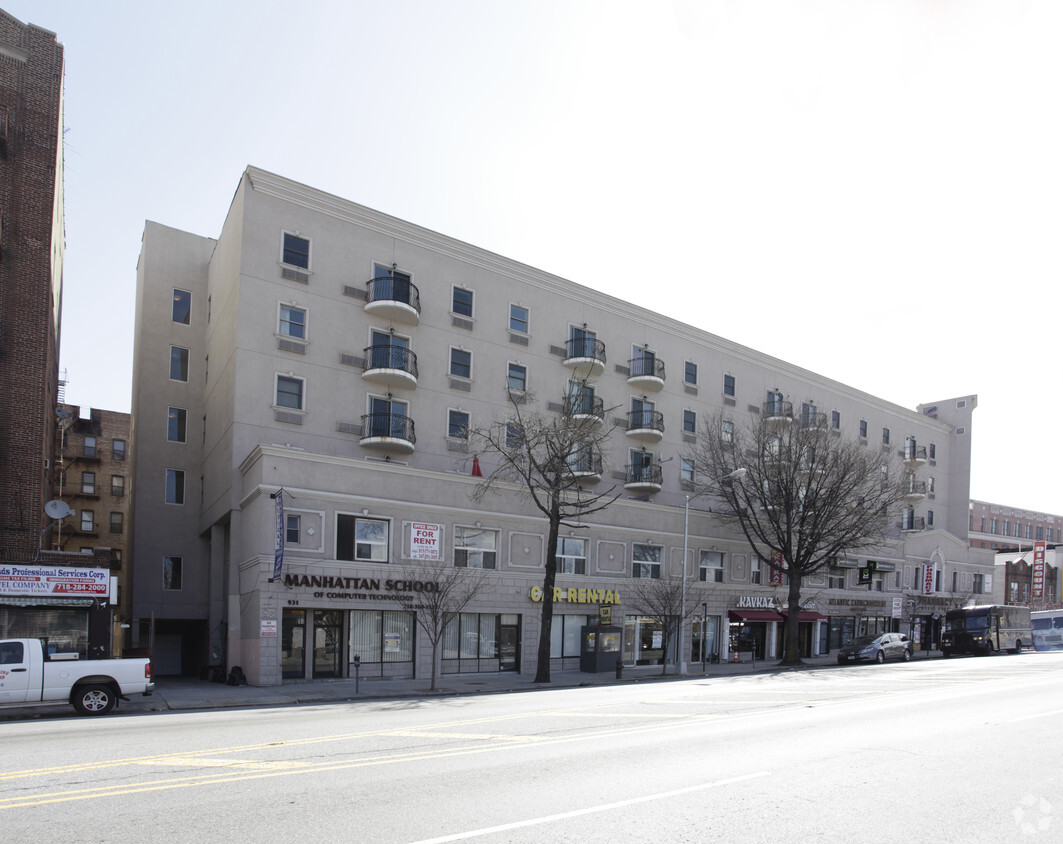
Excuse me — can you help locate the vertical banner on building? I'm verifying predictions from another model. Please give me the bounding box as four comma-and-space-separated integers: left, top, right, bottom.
769, 551, 785, 586
922, 561, 935, 595
1032, 541, 1047, 600
273, 490, 285, 581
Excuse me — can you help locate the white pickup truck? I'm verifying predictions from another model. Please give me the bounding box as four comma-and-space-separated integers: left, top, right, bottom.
0, 638, 154, 716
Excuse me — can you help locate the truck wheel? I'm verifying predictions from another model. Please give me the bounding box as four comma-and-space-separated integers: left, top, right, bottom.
73, 684, 116, 716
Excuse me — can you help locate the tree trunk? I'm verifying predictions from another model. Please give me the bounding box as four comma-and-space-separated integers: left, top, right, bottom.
534, 504, 561, 683
430, 635, 439, 690
781, 575, 803, 665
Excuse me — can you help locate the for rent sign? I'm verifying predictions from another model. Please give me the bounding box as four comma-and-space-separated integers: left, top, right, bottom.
409, 523, 442, 560
0, 564, 110, 597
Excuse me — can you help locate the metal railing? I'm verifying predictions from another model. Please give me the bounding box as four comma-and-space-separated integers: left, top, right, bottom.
564, 337, 607, 363
626, 409, 665, 433
363, 344, 419, 378
366, 275, 421, 313
628, 356, 666, 380
360, 413, 416, 443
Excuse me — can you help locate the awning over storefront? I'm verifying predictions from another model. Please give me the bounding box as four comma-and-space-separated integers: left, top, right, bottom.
729, 609, 785, 623
0, 596, 97, 607
781, 611, 828, 622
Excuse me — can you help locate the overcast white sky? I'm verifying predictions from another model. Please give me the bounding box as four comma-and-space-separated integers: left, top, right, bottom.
12, 1, 1063, 515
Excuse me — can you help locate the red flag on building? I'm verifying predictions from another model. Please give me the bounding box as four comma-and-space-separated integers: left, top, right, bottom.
471, 455, 482, 477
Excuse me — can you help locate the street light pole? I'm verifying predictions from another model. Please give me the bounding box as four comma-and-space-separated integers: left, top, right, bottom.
679, 467, 746, 674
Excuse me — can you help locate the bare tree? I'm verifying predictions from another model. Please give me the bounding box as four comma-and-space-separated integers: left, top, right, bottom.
690, 405, 908, 666
469, 385, 621, 683
398, 557, 487, 690
627, 575, 700, 675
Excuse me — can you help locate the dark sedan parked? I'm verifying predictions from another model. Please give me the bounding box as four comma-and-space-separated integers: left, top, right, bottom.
837, 633, 913, 664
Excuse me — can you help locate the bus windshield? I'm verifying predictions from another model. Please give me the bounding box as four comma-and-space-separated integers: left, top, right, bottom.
946, 615, 990, 633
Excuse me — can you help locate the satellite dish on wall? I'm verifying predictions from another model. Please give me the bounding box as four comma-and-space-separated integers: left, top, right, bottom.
55, 407, 70, 420
44, 500, 74, 520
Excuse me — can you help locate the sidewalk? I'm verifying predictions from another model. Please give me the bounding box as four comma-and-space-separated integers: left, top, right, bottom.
123, 653, 845, 714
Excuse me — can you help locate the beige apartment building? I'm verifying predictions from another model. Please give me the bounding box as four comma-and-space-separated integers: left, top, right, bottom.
130, 167, 994, 684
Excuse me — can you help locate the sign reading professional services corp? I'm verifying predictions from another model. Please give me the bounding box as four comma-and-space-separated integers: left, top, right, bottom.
0, 564, 110, 597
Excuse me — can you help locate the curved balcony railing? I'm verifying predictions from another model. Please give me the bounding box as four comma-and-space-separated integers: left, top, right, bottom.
360, 413, 416, 445
564, 337, 607, 364
366, 275, 421, 314
904, 444, 928, 463
903, 479, 927, 499
625, 462, 663, 486
564, 393, 605, 419
626, 410, 665, 435
628, 356, 666, 381
364, 345, 418, 378
899, 514, 926, 532
567, 453, 603, 478
763, 399, 793, 421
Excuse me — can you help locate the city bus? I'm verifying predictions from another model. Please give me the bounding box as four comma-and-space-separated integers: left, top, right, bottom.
1031, 610, 1063, 651
941, 605, 1032, 657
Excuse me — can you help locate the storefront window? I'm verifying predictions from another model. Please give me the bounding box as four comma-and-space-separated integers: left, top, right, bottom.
0, 607, 89, 657
349, 610, 414, 664
550, 614, 593, 658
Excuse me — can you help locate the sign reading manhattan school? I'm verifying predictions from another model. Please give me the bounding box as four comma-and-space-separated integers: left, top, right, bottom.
0, 564, 110, 597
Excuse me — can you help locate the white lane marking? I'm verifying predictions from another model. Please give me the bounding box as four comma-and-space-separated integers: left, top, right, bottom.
408, 770, 771, 844
1007, 707, 1063, 724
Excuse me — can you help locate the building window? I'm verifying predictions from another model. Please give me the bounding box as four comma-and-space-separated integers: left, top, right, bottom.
83, 436, 97, 458
448, 409, 470, 440
684, 361, 698, 385
1037, 526, 1045, 541
505, 423, 523, 450
723, 374, 735, 396
282, 233, 310, 268
112, 439, 126, 460
828, 568, 846, 589
337, 515, 389, 562
550, 614, 594, 658
509, 304, 528, 334
557, 537, 587, 575
751, 555, 762, 585
350, 610, 415, 665
928, 443, 936, 460
632, 544, 662, 579
165, 469, 185, 505
80, 510, 94, 532
113, 549, 123, 568
683, 409, 697, 435
1026, 524, 1033, 539
973, 573, 985, 595
450, 348, 472, 379
279, 304, 306, 339
700, 551, 724, 583
990, 519, 998, 535
168, 407, 187, 443
952, 570, 958, 593
680, 458, 695, 484
111, 475, 125, 497
286, 514, 301, 544
452, 287, 473, 317
721, 419, 734, 445
163, 556, 183, 590
110, 512, 123, 534
859, 420, 868, 439
81, 472, 95, 495
454, 526, 497, 569
927, 510, 934, 527
882, 427, 890, 445
507, 362, 527, 392
170, 346, 189, 382
831, 410, 840, 430
172, 289, 191, 325
276, 375, 304, 410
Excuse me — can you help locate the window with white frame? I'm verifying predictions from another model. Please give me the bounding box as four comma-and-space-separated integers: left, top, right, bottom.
337, 515, 389, 562
452, 287, 473, 317
750, 555, 762, 584
973, 573, 985, 594
450, 348, 472, 379
168, 407, 187, 443
286, 514, 301, 544
279, 304, 306, 339
680, 458, 695, 484
507, 362, 527, 392
683, 409, 697, 435
723, 374, 735, 396
828, 567, 846, 589
282, 233, 310, 269
684, 361, 697, 385
112, 439, 126, 460
557, 538, 587, 575
172, 289, 191, 325
448, 409, 470, 440
699, 551, 724, 583
83, 436, 97, 458
80, 510, 94, 532
509, 304, 528, 334
276, 375, 304, 410
110, 512, 123, 534
859, 420, 868, 439
632, 543, 662, 579
170, 346, 189, 382
165, 469, 185, 505
454, 526, 497, 569
831, 410, 840, 430
80, 471, 95, 495
163, 556, 183, 590
721, 419, 734, 445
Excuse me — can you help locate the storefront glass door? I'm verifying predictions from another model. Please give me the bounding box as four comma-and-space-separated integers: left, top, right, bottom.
623, 615, 676, 666
313, 610, 343, 678
282, 609, 306, 679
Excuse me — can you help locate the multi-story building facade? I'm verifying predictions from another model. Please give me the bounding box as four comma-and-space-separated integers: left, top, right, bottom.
969, 499, 1061, 550
0, 11, 64, 563
54, 405, 132, 654
130, 167, 994, 684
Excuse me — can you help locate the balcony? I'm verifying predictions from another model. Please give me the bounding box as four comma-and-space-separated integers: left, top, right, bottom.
902, 477, 927, 501
566, 453, 603, 482
562, 337, 606, 377
903, 444, 928, 466
799, 411, 828, 432
627, 356, 665, 392
361, 345, 418, 389
763, 400, 793, 425
624, 461, 663, 494
364, 275, 421, 325
899, 515, 926, 533
563, 393, 605, 424
360, 413, 416, 454
625, 409, 665, 443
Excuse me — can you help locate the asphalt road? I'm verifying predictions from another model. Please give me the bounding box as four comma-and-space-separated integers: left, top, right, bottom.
2, 652, 1061, 843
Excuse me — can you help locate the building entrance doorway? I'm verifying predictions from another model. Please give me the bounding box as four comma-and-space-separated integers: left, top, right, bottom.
313, 610, 343, 678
